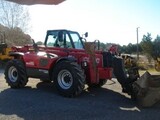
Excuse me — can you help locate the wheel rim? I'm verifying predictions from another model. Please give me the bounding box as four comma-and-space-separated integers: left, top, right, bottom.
57, 69, 73, 89
8, 66, 18, 82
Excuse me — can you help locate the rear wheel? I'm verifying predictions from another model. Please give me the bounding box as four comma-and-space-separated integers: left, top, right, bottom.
4, 59, 28, 88
53, 61, 85, 97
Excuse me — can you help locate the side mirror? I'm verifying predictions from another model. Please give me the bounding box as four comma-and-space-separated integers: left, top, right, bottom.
84, 32, 88, 38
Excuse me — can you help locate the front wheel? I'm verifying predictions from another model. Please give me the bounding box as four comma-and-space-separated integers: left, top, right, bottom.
53, 61, 85, 97
4, 59, 28, 88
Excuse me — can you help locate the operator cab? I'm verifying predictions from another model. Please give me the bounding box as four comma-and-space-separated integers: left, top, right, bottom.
44, 29, 85, 49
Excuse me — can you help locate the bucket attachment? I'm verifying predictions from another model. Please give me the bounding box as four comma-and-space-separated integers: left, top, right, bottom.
133, 71, 160, 107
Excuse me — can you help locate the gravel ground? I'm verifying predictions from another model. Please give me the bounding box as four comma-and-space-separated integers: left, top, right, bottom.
0, 68, 160, 120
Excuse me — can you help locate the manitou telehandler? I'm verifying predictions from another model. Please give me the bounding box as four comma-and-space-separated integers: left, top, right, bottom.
4, 29, 134, 95
4, 29, 160, 107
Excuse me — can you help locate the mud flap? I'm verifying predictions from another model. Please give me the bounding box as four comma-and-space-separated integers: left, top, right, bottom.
133, 71, 160, 107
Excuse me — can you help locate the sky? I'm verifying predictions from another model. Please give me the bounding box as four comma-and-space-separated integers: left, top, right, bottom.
27, 0, 160, 45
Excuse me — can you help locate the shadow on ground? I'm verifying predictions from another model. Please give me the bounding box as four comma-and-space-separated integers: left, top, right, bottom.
0, 80, 160, 120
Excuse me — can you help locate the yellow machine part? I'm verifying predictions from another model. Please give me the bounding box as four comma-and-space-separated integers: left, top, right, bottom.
155, 58, 160, 72
121, 54, 137, 68
0, 47, 12, 61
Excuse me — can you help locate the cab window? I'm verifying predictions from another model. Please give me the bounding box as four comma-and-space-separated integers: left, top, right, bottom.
70, 33, 83, 49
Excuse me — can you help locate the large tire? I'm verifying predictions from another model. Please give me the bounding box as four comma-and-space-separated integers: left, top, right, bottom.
53, 61, 85, 97
4, 59, 28, 88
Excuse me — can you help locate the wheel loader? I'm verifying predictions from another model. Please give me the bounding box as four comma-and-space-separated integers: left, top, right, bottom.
4, 29, 160, 107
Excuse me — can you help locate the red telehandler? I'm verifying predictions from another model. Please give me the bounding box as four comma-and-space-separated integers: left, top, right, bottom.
4, 29, 160, 107
4, 29, 138, 97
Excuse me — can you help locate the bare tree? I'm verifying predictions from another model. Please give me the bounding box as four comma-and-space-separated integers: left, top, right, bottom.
0, 0, 30, 32
0, 0, 31, 46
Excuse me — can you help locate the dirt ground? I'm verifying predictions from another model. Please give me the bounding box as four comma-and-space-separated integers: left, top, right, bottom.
0, 68, 160, 120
